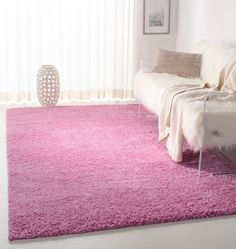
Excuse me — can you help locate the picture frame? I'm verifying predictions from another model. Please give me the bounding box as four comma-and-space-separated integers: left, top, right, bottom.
143, 0, 170, 34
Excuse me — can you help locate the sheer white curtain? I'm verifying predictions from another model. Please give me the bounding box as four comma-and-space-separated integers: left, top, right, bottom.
0, 0, 135, 103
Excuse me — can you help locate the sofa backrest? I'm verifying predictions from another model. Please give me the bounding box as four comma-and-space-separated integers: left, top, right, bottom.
195, 41, 236, 86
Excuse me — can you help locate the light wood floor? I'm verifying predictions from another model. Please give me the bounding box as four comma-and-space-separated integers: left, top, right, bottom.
1, 103, 236, 249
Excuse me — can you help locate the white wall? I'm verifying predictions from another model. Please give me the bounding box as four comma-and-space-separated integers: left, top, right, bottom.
177, 0, 236, 52
134, 0, 179, 71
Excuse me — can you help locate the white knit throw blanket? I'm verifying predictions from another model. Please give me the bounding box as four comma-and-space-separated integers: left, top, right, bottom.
159, 83, 210, 162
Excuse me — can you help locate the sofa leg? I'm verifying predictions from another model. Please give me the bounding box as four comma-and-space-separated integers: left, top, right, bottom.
198, 148, 203, 177
198, 95, 208, 177
138, 103, 141, 117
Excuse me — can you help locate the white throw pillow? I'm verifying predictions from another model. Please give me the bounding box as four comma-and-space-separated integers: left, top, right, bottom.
195, 41, 236, 86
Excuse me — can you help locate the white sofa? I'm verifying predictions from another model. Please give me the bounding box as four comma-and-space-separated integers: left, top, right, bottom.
134, 41, 236, 155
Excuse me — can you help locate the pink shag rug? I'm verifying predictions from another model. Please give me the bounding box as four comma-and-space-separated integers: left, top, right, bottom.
7, 104, 236, 241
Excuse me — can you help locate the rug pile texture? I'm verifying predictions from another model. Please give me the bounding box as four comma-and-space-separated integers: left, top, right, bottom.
7, 105, 236, 240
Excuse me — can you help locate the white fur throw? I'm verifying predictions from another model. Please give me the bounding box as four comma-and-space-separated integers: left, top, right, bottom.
134, 71, 236, 152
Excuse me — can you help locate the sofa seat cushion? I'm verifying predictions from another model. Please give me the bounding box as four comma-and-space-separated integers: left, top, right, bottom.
134, 71, 203, 114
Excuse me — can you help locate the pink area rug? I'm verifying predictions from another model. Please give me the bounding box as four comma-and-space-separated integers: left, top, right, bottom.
7, 104, 236, 241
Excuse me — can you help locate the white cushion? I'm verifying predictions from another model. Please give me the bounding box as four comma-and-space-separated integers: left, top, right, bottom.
195, 41, 236, 86
134, 72, 203, 114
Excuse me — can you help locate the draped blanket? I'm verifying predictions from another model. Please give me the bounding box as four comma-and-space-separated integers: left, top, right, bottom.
158, 82, 236, 162
159, 83, 209, 162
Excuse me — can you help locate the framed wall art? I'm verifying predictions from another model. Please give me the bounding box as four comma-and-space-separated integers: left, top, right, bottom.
143, 0, 170, 34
